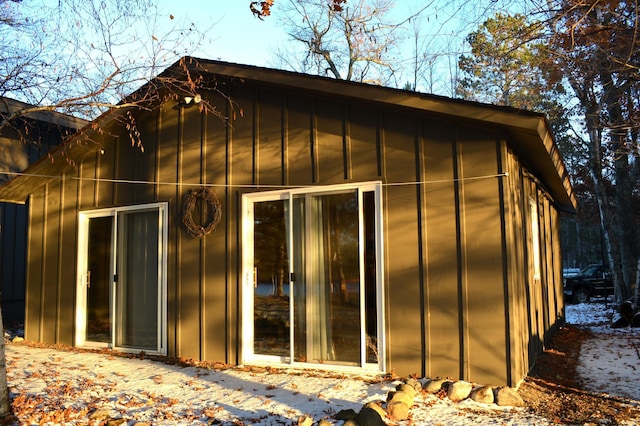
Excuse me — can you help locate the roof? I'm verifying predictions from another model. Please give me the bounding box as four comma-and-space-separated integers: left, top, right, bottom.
0, 58, 576, 212
0, 97, 88, 130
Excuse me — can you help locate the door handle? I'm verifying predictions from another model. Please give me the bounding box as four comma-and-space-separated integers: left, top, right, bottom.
86, 271, 91, 288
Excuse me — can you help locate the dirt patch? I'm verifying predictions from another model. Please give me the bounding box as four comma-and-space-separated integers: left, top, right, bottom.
520, 324, 640, 424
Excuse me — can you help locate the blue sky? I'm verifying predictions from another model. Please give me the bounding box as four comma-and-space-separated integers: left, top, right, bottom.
17, 0, 527, 101
157, 0, 290, 67
154, 0, 528, 94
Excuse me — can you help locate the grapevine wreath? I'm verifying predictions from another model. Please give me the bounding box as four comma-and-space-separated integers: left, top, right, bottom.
182, 187, 222, 238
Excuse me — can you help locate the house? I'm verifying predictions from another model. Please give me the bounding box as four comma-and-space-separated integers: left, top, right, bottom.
0, 97, 86, 323
0, 58, 575, 387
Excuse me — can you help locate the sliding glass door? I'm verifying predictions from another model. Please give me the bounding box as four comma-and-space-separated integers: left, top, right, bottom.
76, 203, 167, 355
243, 183, 384, 371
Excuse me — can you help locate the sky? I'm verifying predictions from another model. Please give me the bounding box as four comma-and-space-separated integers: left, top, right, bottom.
156, 0, 291, 67
153, 0, 530, 95
7, 0, 534, 104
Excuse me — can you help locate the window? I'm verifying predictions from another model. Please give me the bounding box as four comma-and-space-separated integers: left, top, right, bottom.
530, 197, 541, 281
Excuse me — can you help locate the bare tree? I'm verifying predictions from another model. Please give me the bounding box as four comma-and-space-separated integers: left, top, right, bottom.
0, 0, 217, 148
269, 0, 400, 85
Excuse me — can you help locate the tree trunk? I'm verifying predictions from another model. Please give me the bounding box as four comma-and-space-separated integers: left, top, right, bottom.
600, 66, 635, 299
276, 242, 286, 297
635, 257, 640, 304
567, 72, 627, 304
589, 165, 625, 304
0, 306, 11, 416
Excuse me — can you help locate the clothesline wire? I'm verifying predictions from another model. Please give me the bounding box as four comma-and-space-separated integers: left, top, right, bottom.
0, 171, 508, 189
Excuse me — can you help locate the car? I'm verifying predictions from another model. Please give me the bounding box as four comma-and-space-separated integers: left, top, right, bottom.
563, 264, 614, 304
562, 267, 581, 279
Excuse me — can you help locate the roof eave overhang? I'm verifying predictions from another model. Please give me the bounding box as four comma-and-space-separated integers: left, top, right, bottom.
0, 138, 99, 204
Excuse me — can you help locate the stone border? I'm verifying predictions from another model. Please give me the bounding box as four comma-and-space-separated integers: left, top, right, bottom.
312, 376, 525, 426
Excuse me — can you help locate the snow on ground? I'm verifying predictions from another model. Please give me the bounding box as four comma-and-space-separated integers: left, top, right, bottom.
2, 301, 638, 425
5, 344, 549, 425
565, 301, 640, 401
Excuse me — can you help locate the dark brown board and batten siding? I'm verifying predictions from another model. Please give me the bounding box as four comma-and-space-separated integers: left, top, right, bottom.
0, 108, 85, 325
19, 67, 567, 387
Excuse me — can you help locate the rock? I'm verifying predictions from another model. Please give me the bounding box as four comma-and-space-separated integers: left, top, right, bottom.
470, 386, 494, 404
106, 419, 127, 426
386, 401, 410, 421
318, 420, 332, 426
396, 383, 417, 397
404, 377, 422, 392
423, 378, 448, 393
12, 336, 24, 343
335, 409, 358, 421
495, 387, 525, 407
611, 316, 629, 328
297, 415, 313, 426
387, 390, 414, 406
448, 380, 473, 402
343, 421, 358, 426
356, 406, 386, 426
89, 409, 110, 421
619, 301, 637, 321
363, 401, 387, 419
631, 313, 640, 328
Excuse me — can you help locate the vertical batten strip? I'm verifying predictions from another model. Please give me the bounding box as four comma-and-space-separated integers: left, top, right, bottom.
415, 118, 428, 378
310, 99, 318, 183
281, 94, 288, 186
55, 176, 65, 343
452, 138, 468, 380
200, 107, 207, 361
225, 87, 234, 364
343, 104, 351, 181
496, 139, 513, 386
176, 105, 184, 358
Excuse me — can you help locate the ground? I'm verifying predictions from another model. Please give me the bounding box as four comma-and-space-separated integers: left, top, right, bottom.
520, 324, 640, 424
1, 304, 639, 424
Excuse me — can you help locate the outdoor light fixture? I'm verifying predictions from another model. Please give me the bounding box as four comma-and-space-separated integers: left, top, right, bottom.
183, 94, 202, 105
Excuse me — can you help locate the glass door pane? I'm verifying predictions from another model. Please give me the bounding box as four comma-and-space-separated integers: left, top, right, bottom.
363, 191, 379, 364
115, 209, 159, 350
253, 200, 290, 357
293, 191, 362, 365
86, 216, 113, 343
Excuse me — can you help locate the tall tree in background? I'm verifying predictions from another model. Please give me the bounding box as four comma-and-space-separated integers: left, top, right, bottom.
269, 0, 400, 84
457, 5, 640, 303
456, 13, 582, 186
547, 0, 639, 302
457, 14, 565, 110
456, 12, 595, 268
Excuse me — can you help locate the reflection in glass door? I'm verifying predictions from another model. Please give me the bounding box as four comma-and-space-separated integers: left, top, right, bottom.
86, 216, 113, 343
292, 191, 362, 365
253, 200, 290, 357
116, 210, 159, 350
77, 204, 167, 355
245, 183, 383, 371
